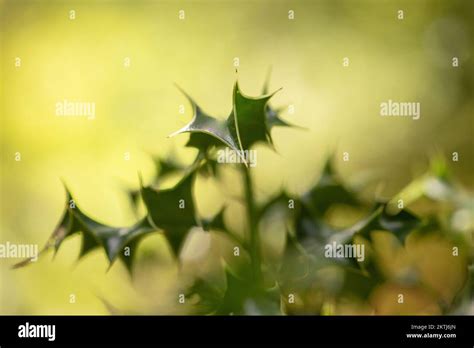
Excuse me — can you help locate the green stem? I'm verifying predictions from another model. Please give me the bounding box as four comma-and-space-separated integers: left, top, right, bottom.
241, 165, 262, 284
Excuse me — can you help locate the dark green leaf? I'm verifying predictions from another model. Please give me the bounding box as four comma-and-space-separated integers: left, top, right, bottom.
140, 170, 199, 256
170, 86, 242, 155
170, 81, 280, 164
127, 155, 185, 210
332, 203, 421, 245
201, 207, 227, 232
261, 71, 301, 138
14, 186, 156, 271
229, 81, 276, 150
302, 156, 360, 217
216, 269, 280, 315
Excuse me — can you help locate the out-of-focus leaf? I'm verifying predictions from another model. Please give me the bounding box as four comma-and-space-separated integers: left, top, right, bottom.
127, 155, 185, 209
127, 190, 141, 210
279, 232, 310, 284
333, 204, 421, 245
266, 105, 293, 129
257, 192, 312, 283
302, 156, 361, 217
262, 71, 300, 137
294, 204, 336, 255
202, 207, 246, 248
338, 267, 378, 299
283, 154, 362, 263
388, 156, 460, 210
201, 208, 226, 233
187, 277, 225, 315
197, 157, 220, 178
185, 132, 226, 152
216, 269, 280, 315
14, 186, 156, 271
188, 267, 280, 315
97, 296, 123, 315
140, 170, 198, 256
153, 155, 185, 178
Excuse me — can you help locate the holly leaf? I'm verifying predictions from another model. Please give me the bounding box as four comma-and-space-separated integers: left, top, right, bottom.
190, 268, 280, 315
332, 203, 421, 246
186, 277, 224, 315
338, 267, 379, 299
294, 205, 337, 255
217, 269, 281, 315
197, 157, 220, 178
170, 86, 242, 155
140, 170, 199, 256
302, 155, 361, 218
266, 105, 294, 130
170, 80, 280, 164
14, 186, 156, 271
261, 70, 300, 137
229, 81, 277, 150
201, 207, 227, 233
152, 155, 185, 179
127, 155, 185, 210
279, 231, 310, 284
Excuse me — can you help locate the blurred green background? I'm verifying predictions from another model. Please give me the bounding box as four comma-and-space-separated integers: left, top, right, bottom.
0, 0, 473, 314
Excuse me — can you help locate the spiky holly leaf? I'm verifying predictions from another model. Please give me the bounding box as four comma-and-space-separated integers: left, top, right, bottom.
294, 204, 337, 256
14, 187, 156, 271
312, 203, 421, 283
256, 191, 318, 284
201, 207, 247, 249
286, 154, 360, 258
140, 170, 199, 256
128, 155, 185, 209
261, 71, 299, 139
170, 81, 279, 163
264, 161, 356, 260
217, 269, 281, 315
275, 157, 419, 276
256, 193, 314, 288
266, 105, 294, 129
229, 81, 277, 150
302, 156, 360, 217
332, 203, 421, 246
185, 132, 228, 152
170, 86, 242, 155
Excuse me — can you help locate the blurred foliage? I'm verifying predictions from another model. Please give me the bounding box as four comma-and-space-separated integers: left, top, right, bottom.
1, 0, 473, 315
15, 77, 473, 316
